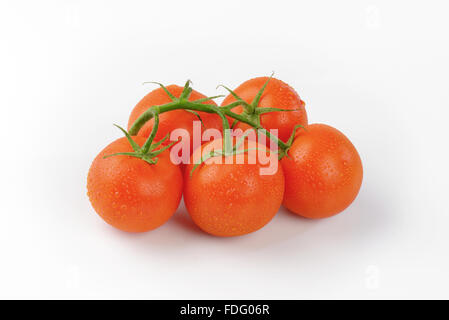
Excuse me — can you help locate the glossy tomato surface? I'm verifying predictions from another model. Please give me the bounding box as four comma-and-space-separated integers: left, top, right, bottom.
183, 139, 285, 237
87, 136, 182, 232
281, 124, 363, 218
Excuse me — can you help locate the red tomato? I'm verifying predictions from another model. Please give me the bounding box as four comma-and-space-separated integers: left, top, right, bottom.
87, 136, 183, 232
281, 124, 363, 218
221, 77, 308, 142
128, 85, 223, 152
183, 139, 285, 237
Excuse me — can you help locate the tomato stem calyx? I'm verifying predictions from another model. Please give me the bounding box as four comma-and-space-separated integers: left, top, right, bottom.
190, 129, 260, 176
103, 120, 176, 165
278, 124, 307, 159
216, 73, 300, 138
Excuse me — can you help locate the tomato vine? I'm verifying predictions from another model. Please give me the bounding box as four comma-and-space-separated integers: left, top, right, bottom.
109, 77, 302, 165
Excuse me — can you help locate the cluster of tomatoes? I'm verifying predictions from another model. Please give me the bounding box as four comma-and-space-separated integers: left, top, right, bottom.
87, 76, 363, 237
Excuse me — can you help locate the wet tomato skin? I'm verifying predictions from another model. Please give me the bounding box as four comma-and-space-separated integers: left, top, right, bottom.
183, 139, 285, 237
87, 136, 183, 232
281, 124, 363, 218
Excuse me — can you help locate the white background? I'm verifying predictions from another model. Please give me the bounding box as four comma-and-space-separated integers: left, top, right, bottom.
1, 0, 448, 299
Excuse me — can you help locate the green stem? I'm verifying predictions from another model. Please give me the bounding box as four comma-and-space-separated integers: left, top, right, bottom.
129, 101, 179, 136
128, 100, 288, 152
141, 111, 159, 153
228, 112, 288, 150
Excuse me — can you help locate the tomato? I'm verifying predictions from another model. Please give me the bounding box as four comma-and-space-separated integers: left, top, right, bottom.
221, 77, 308, 142
183, 139, 285, 237
281, 124, 363, 218
128, 85, 222, 152
87, 136, 183, 232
